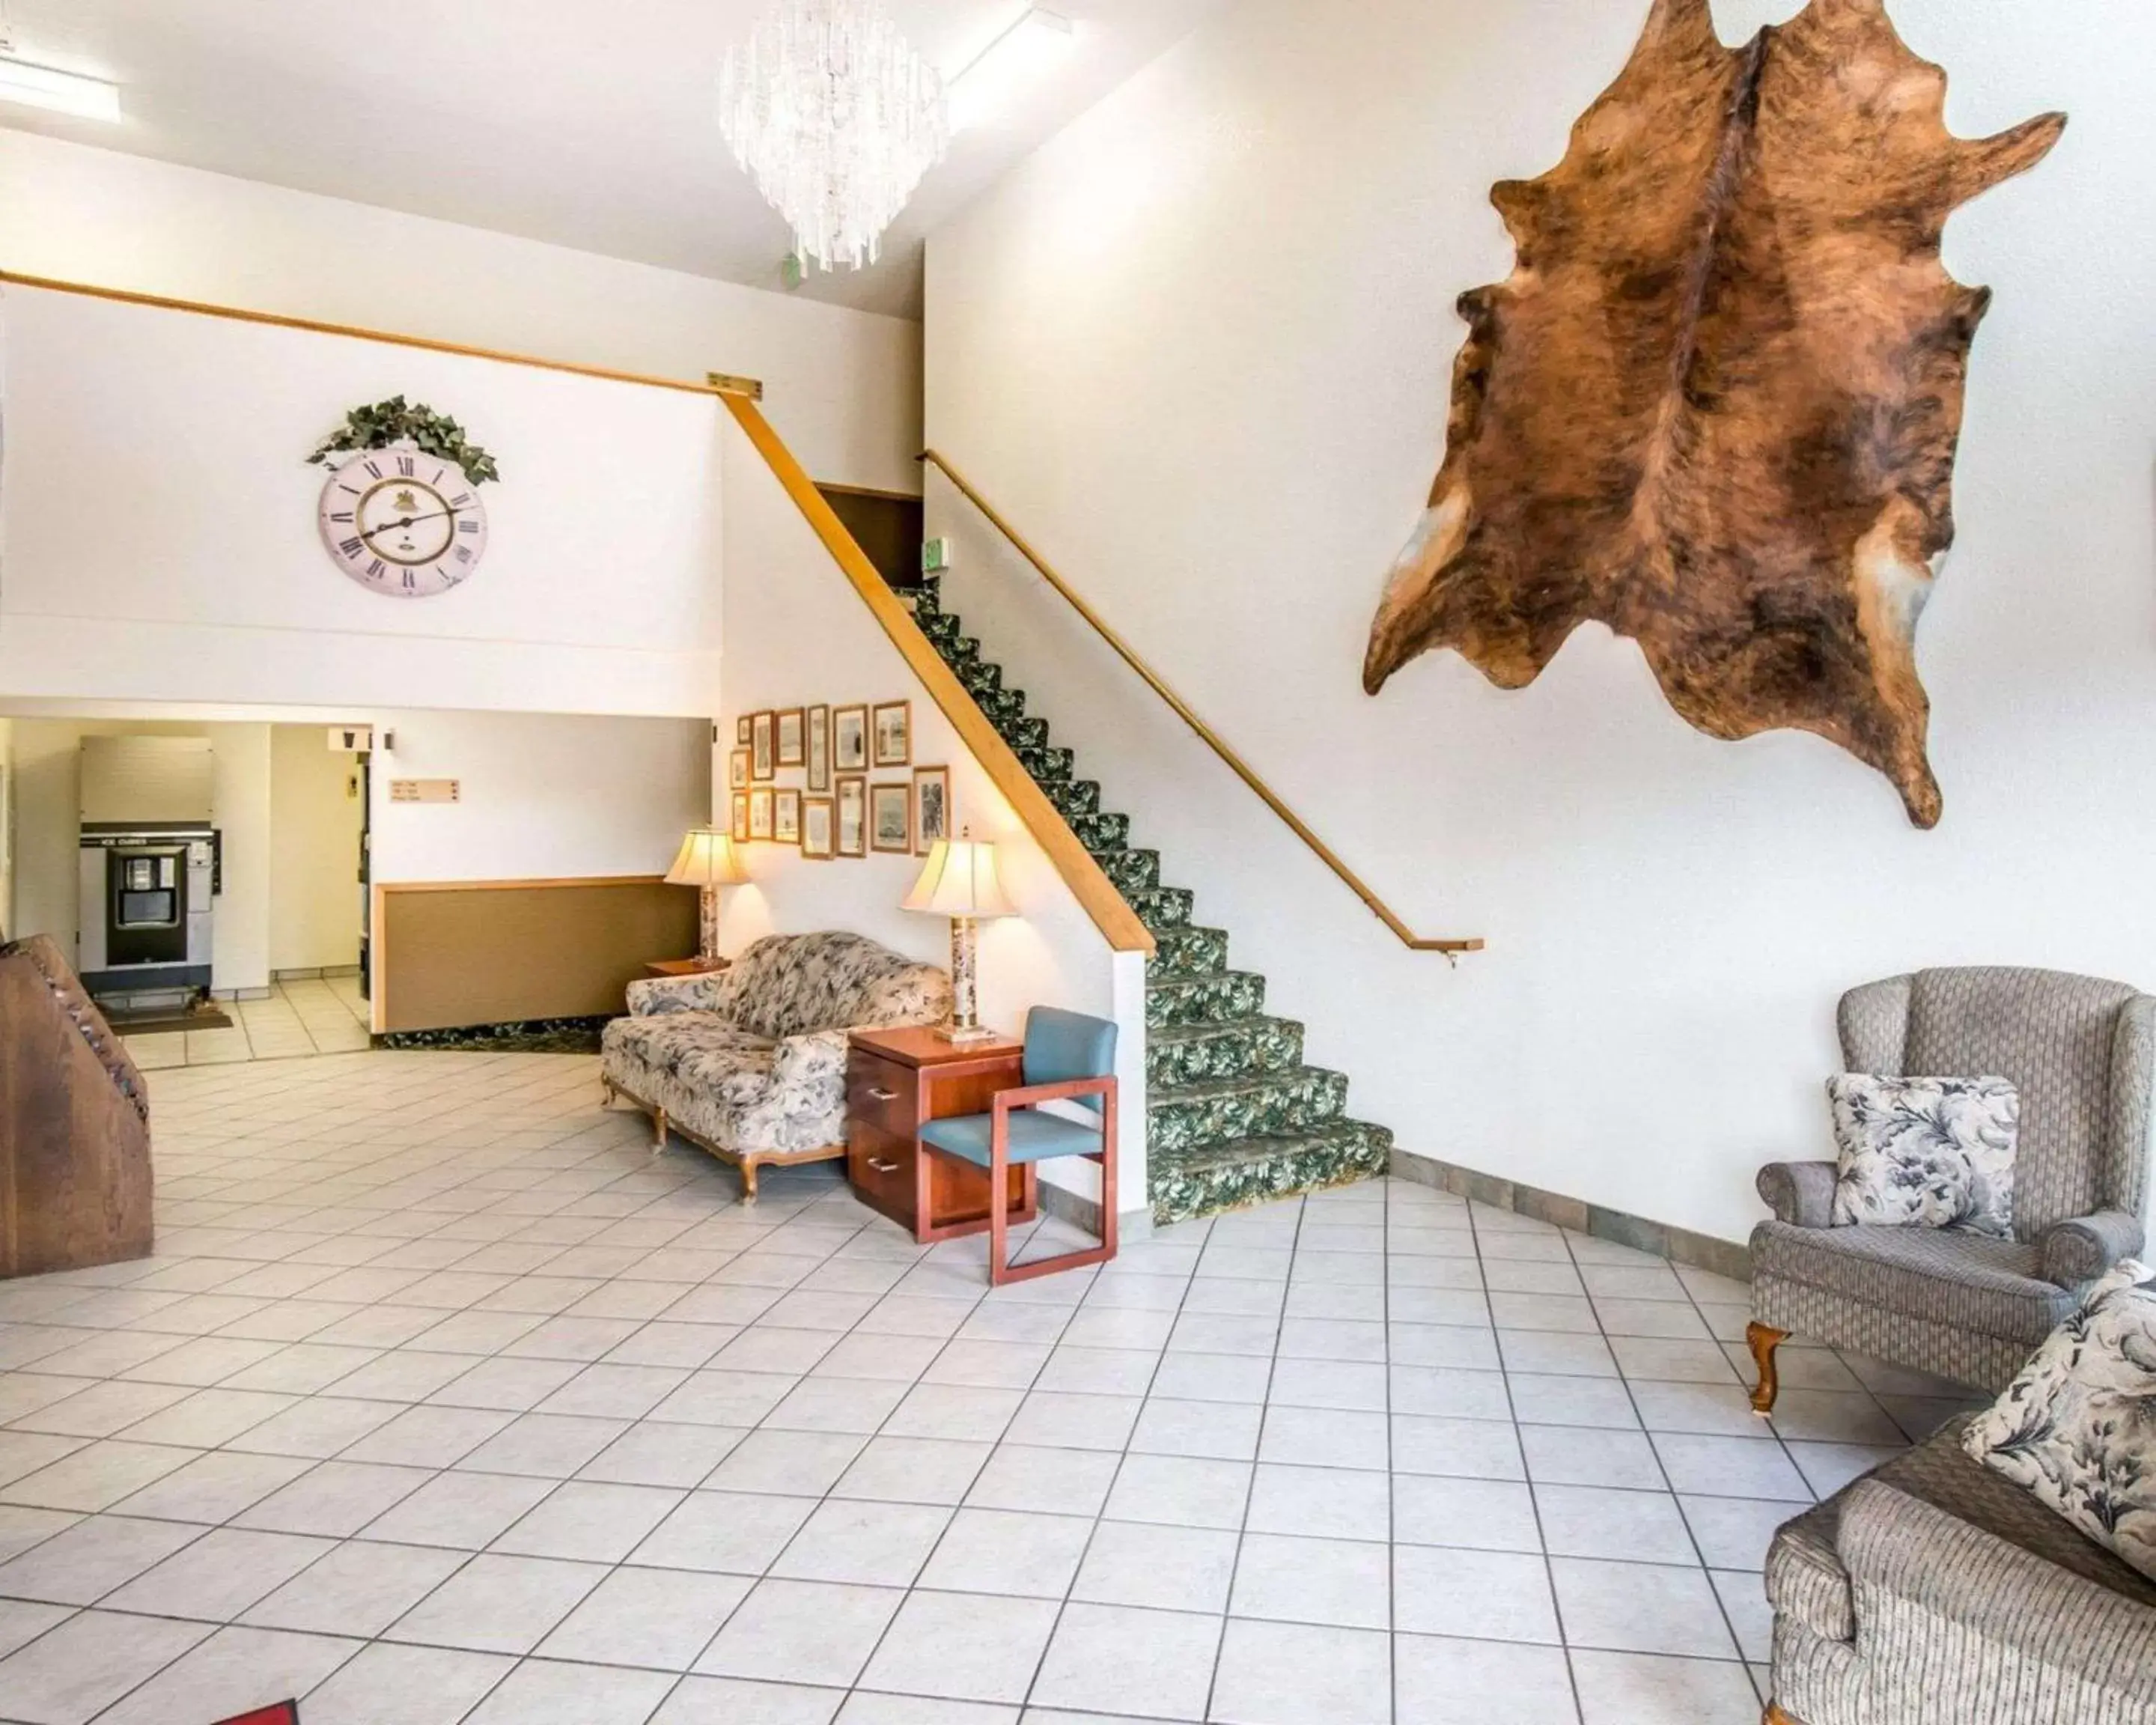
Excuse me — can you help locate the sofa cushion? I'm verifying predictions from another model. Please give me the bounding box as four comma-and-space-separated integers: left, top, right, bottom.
1764, 1497, 1854, 1642
1828, 1073, 2018, 1238
921, 1110, 1103, 1166
1964, 1262, 2156, 1581
1752, 1220, 2074, 1340
603, 1014, 773, 1083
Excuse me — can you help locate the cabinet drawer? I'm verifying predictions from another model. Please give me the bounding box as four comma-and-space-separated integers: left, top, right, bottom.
847, 1053, 916, 1140
849, 1122, 916, 1223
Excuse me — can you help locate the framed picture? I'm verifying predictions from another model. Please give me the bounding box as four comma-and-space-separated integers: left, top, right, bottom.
748, 786, 774, 841
774, 788, 802, 845
749, 711, 776, 781
728, 748, 750, 791
802, 796, 835, 860
730, 791, 749, 843
736, 716, 750, 744
806, 704, 830, 792
870, 781, 913, 854
835, 776, 868, 858
871, 700, 912, 768
912, 765, 951, 855
832, 705, 869, 773
776, 708, 806, 769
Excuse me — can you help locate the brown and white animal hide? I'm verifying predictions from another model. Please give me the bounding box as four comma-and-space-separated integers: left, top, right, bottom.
1360, 0, 2065, 827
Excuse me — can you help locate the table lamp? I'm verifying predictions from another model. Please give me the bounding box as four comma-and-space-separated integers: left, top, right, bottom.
666, 827, 748, 961
902, 828, 1014, 1044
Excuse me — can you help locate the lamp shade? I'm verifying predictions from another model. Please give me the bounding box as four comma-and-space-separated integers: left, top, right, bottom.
902, 836, 1014, 919
666, 827, 749, 888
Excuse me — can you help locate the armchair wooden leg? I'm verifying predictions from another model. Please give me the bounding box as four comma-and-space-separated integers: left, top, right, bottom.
1748, 1320, 1788, 1416
740, 1154, 759, 1205
987, 1117, 1011, 1286
1764, 1703, 1802, 1724
652, 1105, 668, 1152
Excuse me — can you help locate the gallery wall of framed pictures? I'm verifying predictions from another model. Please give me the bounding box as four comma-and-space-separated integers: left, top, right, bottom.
728, 699, 950, 861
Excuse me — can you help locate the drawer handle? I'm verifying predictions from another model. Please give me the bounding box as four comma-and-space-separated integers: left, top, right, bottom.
865, 1086, 899, 1101
867, 1157, 901, 1174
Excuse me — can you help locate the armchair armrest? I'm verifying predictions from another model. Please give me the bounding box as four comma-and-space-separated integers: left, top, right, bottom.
1758, 1160, 1839, 1228
992, 1077, 1117, 1115
772, 1027, 851, 1091
1838, 1478, 2156, 1694
2038, 1210, 2146, 1287
627, 971, 736, 1017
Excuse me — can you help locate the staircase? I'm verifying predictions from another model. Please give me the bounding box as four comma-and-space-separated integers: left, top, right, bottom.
909, 575, 1392, 1226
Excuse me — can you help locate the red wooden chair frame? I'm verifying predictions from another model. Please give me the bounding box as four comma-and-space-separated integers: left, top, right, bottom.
961, 1074, 1118, 1286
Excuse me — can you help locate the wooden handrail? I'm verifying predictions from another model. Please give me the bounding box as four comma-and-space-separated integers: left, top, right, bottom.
725, 398, 1156, 958
921, 449, 1485, 959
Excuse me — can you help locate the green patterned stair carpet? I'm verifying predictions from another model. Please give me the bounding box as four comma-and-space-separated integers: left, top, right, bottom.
910, 576, 1392, 1226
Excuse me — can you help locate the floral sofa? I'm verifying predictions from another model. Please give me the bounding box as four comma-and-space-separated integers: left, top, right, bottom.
600, 931, 950, 1199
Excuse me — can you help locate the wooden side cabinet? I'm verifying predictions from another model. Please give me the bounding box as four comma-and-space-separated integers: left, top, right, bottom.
847, 1025, 1034, 1242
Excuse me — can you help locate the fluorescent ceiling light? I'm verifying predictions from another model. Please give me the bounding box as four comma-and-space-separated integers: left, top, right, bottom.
0, 55, 121, 122
948, 7, 1074, 135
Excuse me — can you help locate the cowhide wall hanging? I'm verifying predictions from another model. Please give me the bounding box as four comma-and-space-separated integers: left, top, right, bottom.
1360, 0, 2064, 827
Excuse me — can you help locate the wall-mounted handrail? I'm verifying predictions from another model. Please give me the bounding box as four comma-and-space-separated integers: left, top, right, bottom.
724, 397, 1155, 958
921, 449, 1484, 960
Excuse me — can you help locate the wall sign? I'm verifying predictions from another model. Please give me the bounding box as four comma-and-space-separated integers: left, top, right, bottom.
389, 779, 460, 804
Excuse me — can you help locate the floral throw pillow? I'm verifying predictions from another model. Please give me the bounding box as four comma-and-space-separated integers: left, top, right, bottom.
1827, 1074, 2018, 1238
1964, 1259, 2156, 1581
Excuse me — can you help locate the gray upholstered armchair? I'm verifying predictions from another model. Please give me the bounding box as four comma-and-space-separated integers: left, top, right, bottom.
1749, 967, 2155, 1406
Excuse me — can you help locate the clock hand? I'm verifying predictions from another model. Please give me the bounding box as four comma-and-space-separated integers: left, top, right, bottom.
359, 508, 460, 543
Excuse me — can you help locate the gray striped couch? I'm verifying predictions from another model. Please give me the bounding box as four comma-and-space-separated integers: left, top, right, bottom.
1767, 1417, 2156, 1724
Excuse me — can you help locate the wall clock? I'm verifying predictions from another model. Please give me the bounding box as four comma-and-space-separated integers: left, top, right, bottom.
317, 445, 489, 597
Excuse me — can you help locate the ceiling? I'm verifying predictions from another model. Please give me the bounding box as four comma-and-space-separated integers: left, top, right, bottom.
0, 0, 1225, 319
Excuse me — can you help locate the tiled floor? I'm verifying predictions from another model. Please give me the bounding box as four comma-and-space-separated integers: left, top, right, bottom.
124, 976, 371, 1070
0, 1050, 1985, 1725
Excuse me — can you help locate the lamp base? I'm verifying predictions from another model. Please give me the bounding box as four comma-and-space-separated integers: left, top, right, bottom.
935, 1022, 1003, 1047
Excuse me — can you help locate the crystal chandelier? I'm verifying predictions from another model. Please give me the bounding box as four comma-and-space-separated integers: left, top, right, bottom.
719, 0, 948, 273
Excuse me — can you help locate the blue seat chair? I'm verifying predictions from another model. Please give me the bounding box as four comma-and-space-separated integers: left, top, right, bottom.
918, 1006, 1118, 1285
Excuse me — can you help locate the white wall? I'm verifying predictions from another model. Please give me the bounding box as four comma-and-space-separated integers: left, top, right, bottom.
368, 711, 709, 887
0, 283, 725, 719
926, 0, 2156, 1247
718, 419, 1145, 1205
0, 127, 921, 496
270, 724, 364, 973
0, 716, 13, 941
7, 717, 272, 994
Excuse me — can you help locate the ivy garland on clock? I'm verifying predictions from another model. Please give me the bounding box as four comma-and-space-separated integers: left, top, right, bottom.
308, 399, 498, 599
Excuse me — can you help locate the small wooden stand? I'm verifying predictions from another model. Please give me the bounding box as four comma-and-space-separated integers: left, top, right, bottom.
846, 1024, 1031, 1242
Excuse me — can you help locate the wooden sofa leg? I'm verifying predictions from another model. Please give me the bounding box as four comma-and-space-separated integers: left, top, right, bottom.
1764, 1704, 1803, 1725
651, 1106, 668, 1154
1748, 1320, 1788, 1416
740, 1156, 759, 1205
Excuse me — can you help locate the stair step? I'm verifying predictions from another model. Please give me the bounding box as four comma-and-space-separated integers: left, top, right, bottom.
1149, 1119, 1394, 1226
1147, 968, 1266, 1029
919, 611, 963, 648
1149, 925, 1228, 980
1126, 885, 1194, 931
978, 687, 1027, 727
1045, 779, 1101, 821
1148, 1015, 1306, 1088
1149, 1065, 1349, 1156
1016, 744, 1074, 784
1093, 848, 1161, 895
1071, 811, 1128, 854
998, 714, 1050, 752
957, 660, 1004, 697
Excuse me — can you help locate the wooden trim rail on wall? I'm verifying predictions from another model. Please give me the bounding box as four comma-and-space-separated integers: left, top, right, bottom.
721, 392, 1157, 958
372, 876, 697, 1035
921, 449, 1485, 960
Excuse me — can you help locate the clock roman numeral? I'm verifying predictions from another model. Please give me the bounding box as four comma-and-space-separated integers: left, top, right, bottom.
433, 467, 448, 486
455, 547, 473, 563
396, 455, 415, 477
403, 570, 417, 588
458, 520, 480, 534
449, 493, 472, 508
338, 484, 360, 496
329, 511, 354, 523
339, 536, 365, 558
366, 558, 386, 579
362, 460, 383, 479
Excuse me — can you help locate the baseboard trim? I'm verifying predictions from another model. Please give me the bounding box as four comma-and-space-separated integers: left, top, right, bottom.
1036, 1178, 1154, 1244
1389, 1149, 1752, 1283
